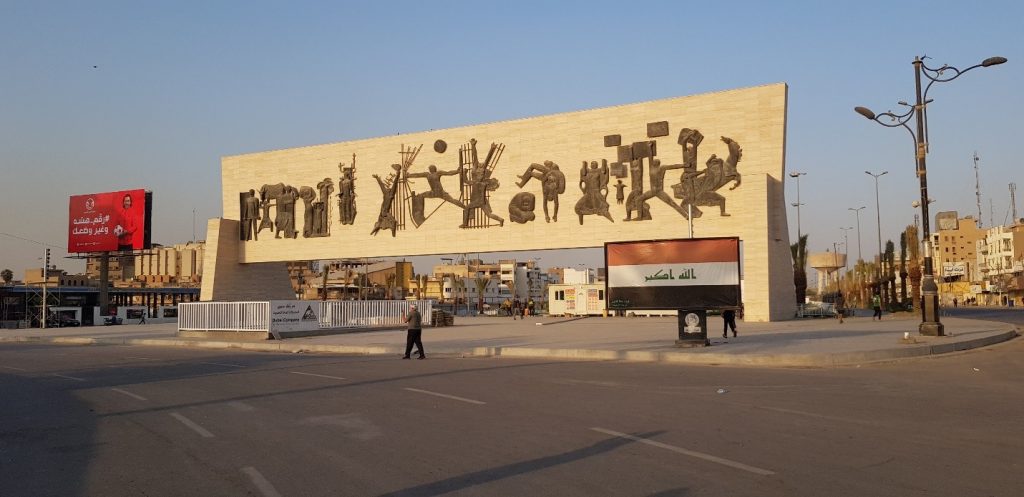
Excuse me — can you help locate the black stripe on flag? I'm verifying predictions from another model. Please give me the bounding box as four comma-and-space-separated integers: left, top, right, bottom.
607, 285, 740, 310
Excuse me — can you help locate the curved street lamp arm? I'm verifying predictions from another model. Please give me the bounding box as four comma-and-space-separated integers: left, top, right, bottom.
919, 56, 1007, 102
869, 108, 915, 129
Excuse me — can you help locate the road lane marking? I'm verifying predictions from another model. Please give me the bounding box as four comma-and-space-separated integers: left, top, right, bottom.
111, 388, 147, 401
201, 362, 246, 368
125, 356, 158, 361
753, 405, 872, 426
228, 401, 256, 412
290, 371, 346, 380
52, 373, 85, 382
403, 388, 486, 405
170, 412, 215, 438
241, 467, 283, 497
2, 366, 27, 371
590, 427, 775, 476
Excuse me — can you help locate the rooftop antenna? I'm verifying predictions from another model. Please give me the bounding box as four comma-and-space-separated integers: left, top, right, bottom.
973, 152, 983, 227
1010, 182, 1018, 224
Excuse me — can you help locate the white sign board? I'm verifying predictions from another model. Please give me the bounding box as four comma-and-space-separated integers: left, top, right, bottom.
942, 262, 966, 277
269, 300, 321, 332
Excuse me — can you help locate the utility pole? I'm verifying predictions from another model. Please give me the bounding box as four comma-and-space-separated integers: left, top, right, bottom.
41, 248, 50, 329
974, 152, 983, 227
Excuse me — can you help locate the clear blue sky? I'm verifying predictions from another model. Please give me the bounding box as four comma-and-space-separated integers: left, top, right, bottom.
2, 1, 1022, 277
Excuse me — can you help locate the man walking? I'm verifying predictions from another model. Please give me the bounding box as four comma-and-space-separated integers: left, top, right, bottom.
722, 309, 737, 338
402, 304, 425, 360
871, 292, 883, 320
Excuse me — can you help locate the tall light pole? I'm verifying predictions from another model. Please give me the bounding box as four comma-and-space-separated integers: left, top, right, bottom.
866, 170, 888, 292
848, 206, 866, 262
855, 54, 1006, 336
789, 171, 807, 240
839, 227, 853, 270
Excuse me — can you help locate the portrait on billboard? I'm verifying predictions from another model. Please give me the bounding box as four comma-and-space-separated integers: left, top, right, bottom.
68, 189, 149, 253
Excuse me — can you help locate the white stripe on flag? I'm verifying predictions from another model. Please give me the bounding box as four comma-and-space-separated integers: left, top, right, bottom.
608, 262, 739, 287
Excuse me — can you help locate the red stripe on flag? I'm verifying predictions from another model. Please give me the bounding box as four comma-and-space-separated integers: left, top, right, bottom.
607, 238, 738, 266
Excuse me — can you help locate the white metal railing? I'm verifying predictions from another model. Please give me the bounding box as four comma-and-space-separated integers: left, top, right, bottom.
179, 301, 270, 331
319, 300, 433, 328
178, 300, 433, 332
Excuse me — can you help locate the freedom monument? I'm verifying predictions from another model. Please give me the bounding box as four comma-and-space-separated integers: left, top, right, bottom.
201, 83, 795, 321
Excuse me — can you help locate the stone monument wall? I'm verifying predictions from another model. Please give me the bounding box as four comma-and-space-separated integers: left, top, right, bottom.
210, 83, 794, 321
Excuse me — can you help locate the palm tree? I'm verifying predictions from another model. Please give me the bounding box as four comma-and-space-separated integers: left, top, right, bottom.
1, 268, 12, 285
413, 273, 422, 300
321, 265, 330, 301
385, 273, 397, 300
419, 274, 429, 301
905, 225, 922, 308
791, 234, 808, 305
474, 275, 490, 315
885, 240, 897, 309
451, 276, 466, 314
899, 233, 908, 305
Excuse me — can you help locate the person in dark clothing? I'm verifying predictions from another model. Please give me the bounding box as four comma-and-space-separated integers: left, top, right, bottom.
722, 309, 737, 338
402, 304, 425, 359
512, 298, 521, 320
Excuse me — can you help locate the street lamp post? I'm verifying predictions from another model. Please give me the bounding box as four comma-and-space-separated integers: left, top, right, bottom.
789, 171, 807, 240
839, 227, 853, 270
865, 170, 888, 295
848, 206, 866, 262
855, 54, 1007, 336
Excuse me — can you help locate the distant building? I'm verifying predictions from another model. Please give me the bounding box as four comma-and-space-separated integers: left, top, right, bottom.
290, 260, 413, 300
431, 258, 548, 308
85, 241, 205, 287
975, 222, 1024, 304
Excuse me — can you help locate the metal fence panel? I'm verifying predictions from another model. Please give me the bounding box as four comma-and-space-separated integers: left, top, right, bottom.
179, 300, 433, 332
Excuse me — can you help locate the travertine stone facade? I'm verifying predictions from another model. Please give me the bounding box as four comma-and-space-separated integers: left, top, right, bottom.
200, 219, 295, 301
212, 84, 794, 321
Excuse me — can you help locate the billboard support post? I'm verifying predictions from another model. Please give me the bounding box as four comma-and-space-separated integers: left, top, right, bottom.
42, 248, 49, 329
99, 252, 110, 318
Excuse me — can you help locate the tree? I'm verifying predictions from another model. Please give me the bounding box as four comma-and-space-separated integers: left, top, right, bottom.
451, 277, 466, 314
1, 268, 12, 285
885, 240, 897, 309
899, 233, 908, 305
905, 225, 922, 308
385, 273, 397, 300
474, 275, 491, 315
419, 274, 429, 300
791, 234, 808, 305
505, 278, 518, 302
321, 265, 330, 301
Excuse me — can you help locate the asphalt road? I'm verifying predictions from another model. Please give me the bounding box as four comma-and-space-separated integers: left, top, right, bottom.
2, 311, 1022, 497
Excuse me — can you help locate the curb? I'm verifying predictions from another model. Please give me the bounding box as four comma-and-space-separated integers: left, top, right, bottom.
1, 327, 1017, 368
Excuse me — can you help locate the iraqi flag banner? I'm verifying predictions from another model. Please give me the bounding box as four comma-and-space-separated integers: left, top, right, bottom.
605, 237, 741, 310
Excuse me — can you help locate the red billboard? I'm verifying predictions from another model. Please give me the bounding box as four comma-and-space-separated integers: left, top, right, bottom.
68, 189, 152, 253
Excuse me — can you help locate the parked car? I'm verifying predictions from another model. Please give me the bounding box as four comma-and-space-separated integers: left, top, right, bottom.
47, 315, 80, 327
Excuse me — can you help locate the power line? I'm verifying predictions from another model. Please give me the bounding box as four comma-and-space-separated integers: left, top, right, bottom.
0, 232, 63, 249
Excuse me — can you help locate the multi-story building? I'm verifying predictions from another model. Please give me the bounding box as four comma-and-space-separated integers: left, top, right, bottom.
133, 241, 204, 286
430, 258, 546, 307
85, 241, 205, 287
975, 223, 1024, 304
929, 215, 985, 305
291, 260, 414, 300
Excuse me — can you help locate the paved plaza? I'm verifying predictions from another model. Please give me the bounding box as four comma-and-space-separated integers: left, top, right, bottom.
2, 310, 1017, 368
